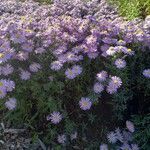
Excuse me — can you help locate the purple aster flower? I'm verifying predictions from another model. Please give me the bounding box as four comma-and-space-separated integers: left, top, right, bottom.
106, 82, 118, 94
106, 76, 122, 94
110, 76, 122, 88
79, 97, 92, 110
47, 111, 62, 124
122, 131, 133, 142
51, 61, 63, 71
65, 68, 76, 79
143, 69, 150, 78
126, 121, 135, 133
119, 46, 134, 55
115, 128, 123, 142
65, 52, 80, 62
16, 52, 29, 61
116, 40, 126, 46
131, 144, 139, 150
106, 46, 116, 56
102, 37, 117, 44
4, 80, 15, 92
120, 143, 132, 150
48, 76, 54, 81
0, 52, 11, 64
100, 144, 108, 150
115, 58, 126, 69
0, 86, 7, 99
57, 134, 66, 144
0, 66, 2, 75
11, 32, 26, 44
107, 131, 118, 144
72, 65, 82, 76
29, 63, 41, 73
93, 82, 104, 94
5, 98, 17, 110
86, 35, 97, 46
20, 70, 31, 80
53, 46, 67, 56
2, 64, 14, 76
96, 71, 108, 82
70, 132, 77, 140
35, 47, 46, 54
87, 52, 99, 59
21, 42, 33, 52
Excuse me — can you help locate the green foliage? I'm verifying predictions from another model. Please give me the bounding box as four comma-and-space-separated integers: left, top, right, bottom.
132, 114, 150, 150
109, 0, 150, 20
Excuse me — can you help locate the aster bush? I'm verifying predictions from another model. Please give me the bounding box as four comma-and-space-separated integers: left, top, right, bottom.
0, 0, 150, 149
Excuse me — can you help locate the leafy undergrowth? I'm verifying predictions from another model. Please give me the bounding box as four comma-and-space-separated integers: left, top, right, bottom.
109, 0, 150, 20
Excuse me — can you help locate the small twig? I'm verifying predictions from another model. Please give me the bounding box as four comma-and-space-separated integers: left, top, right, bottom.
4, 129, 26, 134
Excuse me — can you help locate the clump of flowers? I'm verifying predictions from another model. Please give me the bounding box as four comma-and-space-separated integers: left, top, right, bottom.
101, 121, 139, 150
0, 0, 149, 149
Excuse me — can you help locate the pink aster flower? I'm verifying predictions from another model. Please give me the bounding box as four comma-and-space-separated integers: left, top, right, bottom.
143, 69, 150, 78
79, 97, 92, 110
115, 58, 126, 69
93, 82, 104, 94
126, 121, 135, 133
47, 111, 62, 124
57, 134, 66, 144
5, 98, 17, 110
96, 71, 108, 82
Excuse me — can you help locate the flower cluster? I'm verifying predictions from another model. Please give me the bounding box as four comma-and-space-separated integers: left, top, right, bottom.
0, 0, 149, 149
100, 121, 139, 150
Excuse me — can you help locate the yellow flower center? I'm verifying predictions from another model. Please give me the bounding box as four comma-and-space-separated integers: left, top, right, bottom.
0, 82, 3, 86
0, 53, 4, 58
127, 48, 132, 52
82, 101, 88, 107
68, 70, 73, 75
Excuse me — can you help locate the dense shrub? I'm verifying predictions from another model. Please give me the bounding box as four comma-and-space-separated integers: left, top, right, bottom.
0, 0, 150, 149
